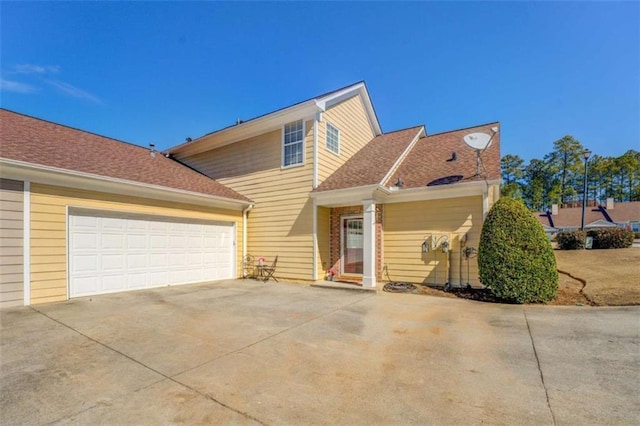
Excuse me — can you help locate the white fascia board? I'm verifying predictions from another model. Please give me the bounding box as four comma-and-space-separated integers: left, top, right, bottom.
379, 126, 425, 186
384, 180, 501, 204
309, 184, 389, 207
310, 180, 501, 207
316, 83, 382, 136
0, 159, 251, 211
170, 101, 321, 158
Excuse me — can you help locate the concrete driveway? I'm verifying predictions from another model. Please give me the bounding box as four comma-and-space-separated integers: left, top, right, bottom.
1, 280, 638, 425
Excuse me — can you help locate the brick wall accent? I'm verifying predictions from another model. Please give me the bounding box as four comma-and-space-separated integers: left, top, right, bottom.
328, 205, 383, 281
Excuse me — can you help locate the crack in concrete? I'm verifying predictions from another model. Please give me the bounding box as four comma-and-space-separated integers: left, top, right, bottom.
30, 306, 268, 426
523, 308, 557, 425
30, 291, 374, 425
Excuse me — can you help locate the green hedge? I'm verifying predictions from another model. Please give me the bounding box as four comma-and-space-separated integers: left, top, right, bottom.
556, 230, 586, 250
478, 198, 558, 303
588, 228, 634, 249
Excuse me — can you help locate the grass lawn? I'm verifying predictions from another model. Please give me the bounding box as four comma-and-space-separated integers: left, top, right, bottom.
407, 247, 639, 306
554, 248, 640, 306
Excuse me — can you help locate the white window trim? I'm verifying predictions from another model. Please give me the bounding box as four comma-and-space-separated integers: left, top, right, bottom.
325, 121, 340, 156
281, 119, 306, 169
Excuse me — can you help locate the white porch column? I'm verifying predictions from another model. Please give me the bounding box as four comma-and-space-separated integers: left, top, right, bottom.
362, 199, 376, 288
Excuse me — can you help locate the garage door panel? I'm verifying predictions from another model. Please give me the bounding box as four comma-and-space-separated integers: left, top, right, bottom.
102, 217, 125, 230
127, 234, 147, 249
72, 276, 98, 296
72, 254, 99, 273
69, 211, 234, 298
102, 275, 125, 292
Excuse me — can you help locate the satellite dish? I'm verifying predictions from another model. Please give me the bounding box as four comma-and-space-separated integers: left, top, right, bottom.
463, 132, 492, 150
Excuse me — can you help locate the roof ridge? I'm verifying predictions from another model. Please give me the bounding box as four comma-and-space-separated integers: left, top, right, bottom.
167, 81, 370, 152
427, 121, 500, 137
379, 126, 426, 186
0, 108, 151, 152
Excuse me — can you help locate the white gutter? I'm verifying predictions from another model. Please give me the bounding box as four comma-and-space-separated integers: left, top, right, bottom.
242, 203, 254, 277
0, 158, 251, 211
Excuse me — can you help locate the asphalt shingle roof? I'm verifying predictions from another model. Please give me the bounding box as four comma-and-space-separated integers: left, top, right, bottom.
537, 201, 640, 228
313, 126, 424, 192
0, 109, 250, 202
386, 122, 501, 189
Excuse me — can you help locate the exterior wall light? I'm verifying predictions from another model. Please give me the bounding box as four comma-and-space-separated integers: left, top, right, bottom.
422, 240, 429, 253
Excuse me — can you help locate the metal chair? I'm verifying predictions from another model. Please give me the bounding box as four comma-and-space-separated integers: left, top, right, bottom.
242, 255, 256, 279
261, 256, 278, 282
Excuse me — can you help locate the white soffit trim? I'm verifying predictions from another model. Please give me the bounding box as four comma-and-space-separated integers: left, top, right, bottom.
170, 102, 320, 158
169, 82, 382, 158
379, 126, 426, 186
0, 159, 250, 211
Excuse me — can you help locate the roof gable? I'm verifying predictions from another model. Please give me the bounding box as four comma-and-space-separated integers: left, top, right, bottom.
0, 109, 250, 203
313, 126, 424, 192
168, 81, 382, 158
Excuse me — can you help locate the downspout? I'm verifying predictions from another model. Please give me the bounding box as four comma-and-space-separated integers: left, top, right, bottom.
242, 204, 254, 277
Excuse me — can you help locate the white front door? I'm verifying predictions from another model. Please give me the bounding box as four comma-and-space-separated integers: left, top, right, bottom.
69, 210, 234, 298
341, 217, 363, 275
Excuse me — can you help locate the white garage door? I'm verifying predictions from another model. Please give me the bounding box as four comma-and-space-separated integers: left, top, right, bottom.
69, 209, 235, 298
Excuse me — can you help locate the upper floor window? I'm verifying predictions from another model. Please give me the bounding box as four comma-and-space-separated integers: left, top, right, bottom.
326, 122, 340, 155
283, 120, 304, 167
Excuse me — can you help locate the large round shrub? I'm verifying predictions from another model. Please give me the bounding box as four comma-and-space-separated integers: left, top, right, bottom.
478, 198, 558, 303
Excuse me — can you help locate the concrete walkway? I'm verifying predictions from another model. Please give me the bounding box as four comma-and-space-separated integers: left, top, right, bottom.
1, 280, 638, 425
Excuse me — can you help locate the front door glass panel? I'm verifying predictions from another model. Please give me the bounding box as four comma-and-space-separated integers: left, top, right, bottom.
342, 218, 363, 274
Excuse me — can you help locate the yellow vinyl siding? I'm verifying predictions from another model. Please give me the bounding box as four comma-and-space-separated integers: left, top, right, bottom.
0, 178, 24, 308
384, 196, 484, 287
182, 121, 315, 281
29, 183, 243, 304
317, 95, 375, 184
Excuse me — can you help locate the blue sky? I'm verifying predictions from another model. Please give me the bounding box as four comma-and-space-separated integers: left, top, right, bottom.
1, 2, 638, 161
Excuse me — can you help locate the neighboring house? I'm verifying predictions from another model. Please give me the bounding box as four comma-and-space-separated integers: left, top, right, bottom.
1, 81, 501, 307
536, 199, 640, 234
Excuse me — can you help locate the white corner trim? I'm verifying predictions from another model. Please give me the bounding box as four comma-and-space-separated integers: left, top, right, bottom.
312, 198, 318, 281
379, 126, 426, 187
242, 204, 253, 277
23, 180, 30, 306
312, 117, 319, 188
